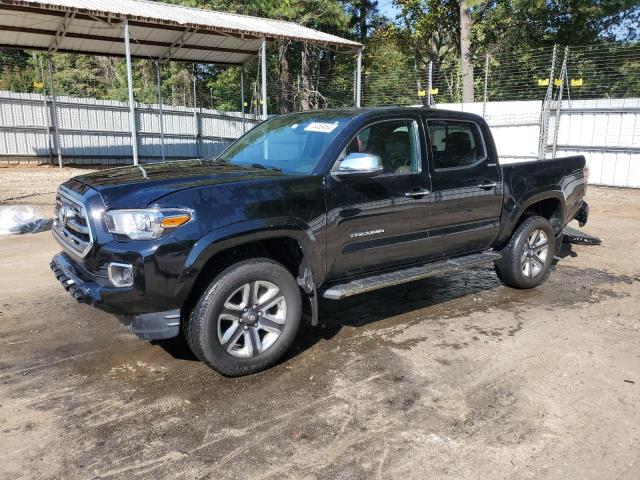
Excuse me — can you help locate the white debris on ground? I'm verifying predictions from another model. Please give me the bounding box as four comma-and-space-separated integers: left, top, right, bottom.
0, 205, 52, 235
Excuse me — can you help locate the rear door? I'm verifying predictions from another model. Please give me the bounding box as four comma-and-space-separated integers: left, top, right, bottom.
324, 115, 433, 280
423, 117, 502, 257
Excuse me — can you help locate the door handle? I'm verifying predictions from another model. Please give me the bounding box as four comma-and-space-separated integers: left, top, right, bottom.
404, 188, 430, 198
477, 182, 497, 189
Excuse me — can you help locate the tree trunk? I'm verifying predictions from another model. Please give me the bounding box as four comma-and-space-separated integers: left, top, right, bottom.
299, 43, 312, 110
359, 0, 367, 43
459, 0, 474, 103
413, 49, 422, 93
318, 49, 334, 108
276, 41, 291, 114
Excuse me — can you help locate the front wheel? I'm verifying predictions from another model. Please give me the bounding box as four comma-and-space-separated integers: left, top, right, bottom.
494, 216, 555, 289
185, 258, 302, 376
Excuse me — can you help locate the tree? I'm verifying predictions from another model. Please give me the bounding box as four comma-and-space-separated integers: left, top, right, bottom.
459, 0, 473, 102
3, 0, 640, 108
474, 0, 640, 49
364, 27, 416, 105
0, 50, 40, 93
342, 0, 382, 43
393, 0, 459, 98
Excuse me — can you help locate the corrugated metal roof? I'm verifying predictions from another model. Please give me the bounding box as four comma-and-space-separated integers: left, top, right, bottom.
0, 0, 361, 64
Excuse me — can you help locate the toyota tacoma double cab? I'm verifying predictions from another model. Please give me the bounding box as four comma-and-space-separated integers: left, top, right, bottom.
51, 107, 589, 376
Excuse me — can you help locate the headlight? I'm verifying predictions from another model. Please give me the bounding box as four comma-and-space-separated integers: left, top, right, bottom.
104, 209, 193, 240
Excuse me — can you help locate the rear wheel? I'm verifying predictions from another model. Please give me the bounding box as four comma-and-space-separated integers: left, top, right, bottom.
185, 258, 301, 376
494, 216, 555, 289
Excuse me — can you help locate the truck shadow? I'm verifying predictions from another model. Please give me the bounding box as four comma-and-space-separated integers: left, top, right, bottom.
154, 266, 503, 364
285, 244, 583, 359
152, 240, 585, 364
283, 267, 503, 362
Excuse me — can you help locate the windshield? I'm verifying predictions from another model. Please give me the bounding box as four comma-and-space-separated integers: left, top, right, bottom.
216, 113, 352, 174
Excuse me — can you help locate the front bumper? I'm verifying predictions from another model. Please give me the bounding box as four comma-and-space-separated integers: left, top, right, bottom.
50, 252, 180, 340
50, 252, 101, 304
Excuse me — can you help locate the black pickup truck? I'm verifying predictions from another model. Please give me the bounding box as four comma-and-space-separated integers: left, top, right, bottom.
51, 107, 589, 376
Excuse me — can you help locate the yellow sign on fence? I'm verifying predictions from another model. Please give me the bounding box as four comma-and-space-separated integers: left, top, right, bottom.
570, 78, 584, 87
418, 89, 426, 97
537, 78, 549, 87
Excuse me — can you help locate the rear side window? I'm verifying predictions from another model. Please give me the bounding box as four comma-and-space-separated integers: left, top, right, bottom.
427, 120, 487, 169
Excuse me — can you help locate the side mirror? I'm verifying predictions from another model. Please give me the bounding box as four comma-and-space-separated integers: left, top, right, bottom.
332, 152, 383, 179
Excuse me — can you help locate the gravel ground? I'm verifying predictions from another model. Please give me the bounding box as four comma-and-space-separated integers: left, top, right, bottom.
0, 166, 96, 211
0, 174, 639, 479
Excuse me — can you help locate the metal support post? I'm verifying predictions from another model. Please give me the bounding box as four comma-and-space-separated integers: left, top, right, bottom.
260, 39, 268, 119
123, 19, 139, 165
427, 61, 433, 107
193, 64, 200, 158
47, 55, 63, 169
156, 62, 165, 161
552, 47, 569, 159
355, 47, 363, 108
240, 65, 246, 133
39, 55, 53, 164
538, 45, 557, 160
482, 53, 489, 118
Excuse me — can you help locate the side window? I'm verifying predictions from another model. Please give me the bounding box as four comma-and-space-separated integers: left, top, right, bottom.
344, 120, 421, 174
427, 120, 487, 169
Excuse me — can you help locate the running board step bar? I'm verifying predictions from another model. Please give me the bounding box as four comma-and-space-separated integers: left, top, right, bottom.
562, 226, 602, 246
321, 251, 502, 300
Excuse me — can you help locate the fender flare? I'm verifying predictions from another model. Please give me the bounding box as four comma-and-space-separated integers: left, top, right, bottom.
498, 189, 566, 244
174, 217, 323, 307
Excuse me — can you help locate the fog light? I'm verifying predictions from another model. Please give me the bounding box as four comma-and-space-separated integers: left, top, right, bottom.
108, 262, 134, 287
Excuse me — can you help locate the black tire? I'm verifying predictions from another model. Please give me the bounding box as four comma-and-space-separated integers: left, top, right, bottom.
494, 216, 555, 289
185, 258, 302, 376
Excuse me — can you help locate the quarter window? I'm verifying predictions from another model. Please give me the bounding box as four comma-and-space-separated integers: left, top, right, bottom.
344, 120, 421, 174
427, 120, 486, 169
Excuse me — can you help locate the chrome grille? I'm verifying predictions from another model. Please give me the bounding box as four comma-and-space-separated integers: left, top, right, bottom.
52, 188, 93, 257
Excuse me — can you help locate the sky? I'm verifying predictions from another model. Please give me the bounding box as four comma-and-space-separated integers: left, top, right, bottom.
377, 0, 400, 20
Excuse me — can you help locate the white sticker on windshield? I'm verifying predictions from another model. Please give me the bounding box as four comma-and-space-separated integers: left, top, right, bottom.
304, 122, 339, 133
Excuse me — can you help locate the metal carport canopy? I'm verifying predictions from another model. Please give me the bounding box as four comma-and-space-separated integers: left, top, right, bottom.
0, 0, 363, 167
0, 0, 362, 64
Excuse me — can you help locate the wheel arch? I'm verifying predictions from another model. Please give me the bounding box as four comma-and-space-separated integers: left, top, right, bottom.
518, 195, 565, 232
498, 190, 566, 247
176, 220, 322, 324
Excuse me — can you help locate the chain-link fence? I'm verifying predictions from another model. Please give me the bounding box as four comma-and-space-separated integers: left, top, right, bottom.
362, 43, 640, 107
1, 41, 639, 166
2, 42, 638, 111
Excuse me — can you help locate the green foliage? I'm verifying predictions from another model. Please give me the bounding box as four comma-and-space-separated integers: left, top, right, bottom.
207, 66, 243, 111
0, 0, 638, 108
0, 51, 43, 93
364, 30, 417, 105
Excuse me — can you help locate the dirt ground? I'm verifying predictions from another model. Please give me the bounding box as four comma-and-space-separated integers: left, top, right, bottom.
0, 165, 96, 209
0, 168, 639, 479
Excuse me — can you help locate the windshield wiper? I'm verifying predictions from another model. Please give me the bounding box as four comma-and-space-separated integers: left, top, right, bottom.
251, 163, 282, 172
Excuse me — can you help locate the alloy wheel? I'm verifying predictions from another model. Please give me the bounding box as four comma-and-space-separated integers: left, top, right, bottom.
521, 228, 549, 278
217, 281, 287, 358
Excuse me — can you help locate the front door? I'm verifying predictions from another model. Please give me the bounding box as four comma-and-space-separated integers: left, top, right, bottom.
423, 117, 503, 257
325, 116, 433, 281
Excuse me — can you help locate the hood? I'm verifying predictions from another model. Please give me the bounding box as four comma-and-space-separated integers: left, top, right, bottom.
73, 160, 285, 208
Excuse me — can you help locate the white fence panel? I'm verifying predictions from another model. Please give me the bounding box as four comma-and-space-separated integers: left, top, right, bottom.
552, 98, 640, 187
437, 98, 640, 187
0, 90, 259, 164
2, 90, 638, 187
